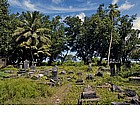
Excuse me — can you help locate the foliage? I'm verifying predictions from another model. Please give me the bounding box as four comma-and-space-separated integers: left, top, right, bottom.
119, 63, 140, 78
13, 11, 51, 63
0, 78, 54, 104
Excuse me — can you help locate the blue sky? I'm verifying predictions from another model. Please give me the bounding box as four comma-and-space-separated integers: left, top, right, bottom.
8, 0, 140, 29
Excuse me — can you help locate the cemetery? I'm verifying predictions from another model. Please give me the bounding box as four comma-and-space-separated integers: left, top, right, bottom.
0, 0, 140, 105
0, 60, 139, 105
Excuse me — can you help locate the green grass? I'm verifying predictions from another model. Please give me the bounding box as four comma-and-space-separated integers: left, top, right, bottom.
0, 64, 139, 105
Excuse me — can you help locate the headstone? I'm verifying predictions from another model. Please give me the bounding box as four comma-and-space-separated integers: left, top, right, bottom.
76, 72, 84, 84
30, 65, 36, 71
30, 61, 37, 71
116, 62, 121, 74
109, 62, 116, 76
87, 63, 92, 72
24, 60, 29, 71
19, 61, 23, 69
78, 85, 100, 105
52, 65, 58, 81
111, 84, 123, 93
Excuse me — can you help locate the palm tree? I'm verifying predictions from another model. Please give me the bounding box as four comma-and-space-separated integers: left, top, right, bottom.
13, 11, 51, 63
107, 4, 120, 66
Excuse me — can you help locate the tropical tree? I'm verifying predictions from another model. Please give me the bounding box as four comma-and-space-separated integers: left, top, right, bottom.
107, 4, 120, 66
117, 14, 139, 63
0, 0, 10, 58
13, 11, 51, 64
48, 16, 67, 65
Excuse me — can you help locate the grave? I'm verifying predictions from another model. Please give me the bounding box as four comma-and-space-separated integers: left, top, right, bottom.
78, 85, 100, 105
76, 72, 84, 85
109, 62, 121, 76
87, 63, 92, 72
109, 62, 116, 76
124, 89, 136, 97
52, 65, 58, 81
19, 61, 23, 69
0, 58, 7, 67
24, 60, 30, 71
129, 77, 140, 82
111, 84, 123, 93
30, 61, 37, 72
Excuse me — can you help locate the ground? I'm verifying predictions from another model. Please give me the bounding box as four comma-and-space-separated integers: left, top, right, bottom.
0, 64, 140, 105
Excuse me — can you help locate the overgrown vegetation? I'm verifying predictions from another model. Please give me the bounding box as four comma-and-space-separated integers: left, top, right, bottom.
0, 64, 139, 105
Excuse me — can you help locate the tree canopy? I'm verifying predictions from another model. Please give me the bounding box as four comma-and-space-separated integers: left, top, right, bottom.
0, 1, 139, 66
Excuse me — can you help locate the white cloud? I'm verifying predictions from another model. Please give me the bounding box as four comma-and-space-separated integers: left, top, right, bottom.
118, 0, 135, 11
112, 0, 119, 4
8, 0, 97, 14
52, 0, 64, 4
23, 0, 37, 11
133, 17, 140, 30
8, 0, 22, 7
76, 12, 85, 22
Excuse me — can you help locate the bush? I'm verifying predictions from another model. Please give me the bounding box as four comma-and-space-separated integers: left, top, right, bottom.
119, 64, 140, 78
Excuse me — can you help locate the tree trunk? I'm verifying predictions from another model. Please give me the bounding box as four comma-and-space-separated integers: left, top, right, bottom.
60, 50, 68, 65
107, 31, 113, 66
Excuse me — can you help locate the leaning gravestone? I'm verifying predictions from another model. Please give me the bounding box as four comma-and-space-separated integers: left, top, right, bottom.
24, 60, 30, 71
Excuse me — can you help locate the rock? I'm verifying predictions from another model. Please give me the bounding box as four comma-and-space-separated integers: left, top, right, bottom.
95, 71, 103, 77
67, 76, 72, 81
131, 95, 140, 105
124, 89, 136, 97
111, 84, 123, 93
68, 71, 74, 74
59, 70, 66, 74
111, 102, 130, 105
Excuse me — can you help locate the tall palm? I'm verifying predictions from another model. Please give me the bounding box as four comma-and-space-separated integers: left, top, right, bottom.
107, 4, 120, 66
13, 11, 51, 62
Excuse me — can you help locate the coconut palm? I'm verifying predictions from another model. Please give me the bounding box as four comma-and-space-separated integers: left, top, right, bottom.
107, 4, 120, 66
13, 11, 51, 63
